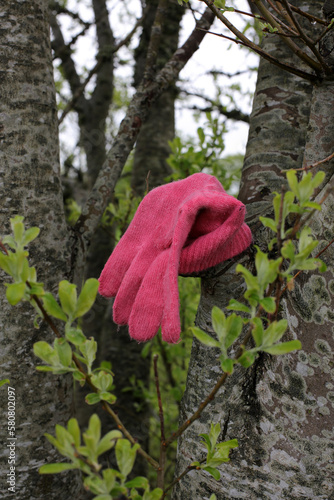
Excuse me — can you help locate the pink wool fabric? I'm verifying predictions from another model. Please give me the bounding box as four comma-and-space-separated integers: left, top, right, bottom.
99, 173, 252, 343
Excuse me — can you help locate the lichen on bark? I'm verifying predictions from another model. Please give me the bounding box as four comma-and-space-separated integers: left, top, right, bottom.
0, 1, 80, 498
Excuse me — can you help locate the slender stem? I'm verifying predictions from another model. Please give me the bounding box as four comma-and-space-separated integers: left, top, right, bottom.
281, 238, 334, 294
164, 370, 228, 447
252, 0, 322, 73
58, 14, 144, 125
157, 336, 180, 408
288, 151, 334, 172
289, 3, 328, 26
290, 180, 334, 240
102, 401, 160, 469
161, 464, 198, 498
154, 355, 167, 487
27, 286, 62, 339
279, 0, 330, 71
198, 1, 317, 82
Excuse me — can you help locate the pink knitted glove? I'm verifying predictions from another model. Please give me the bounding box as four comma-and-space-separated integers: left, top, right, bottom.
99, 173, 252, 343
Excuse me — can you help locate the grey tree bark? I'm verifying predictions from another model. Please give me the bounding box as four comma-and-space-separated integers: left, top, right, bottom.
173, 1, 334, 498
132, 0, 184, 192
0, 1, 81, 498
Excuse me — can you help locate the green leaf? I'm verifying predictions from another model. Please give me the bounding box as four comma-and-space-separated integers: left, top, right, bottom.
2, 235, 16, 249
251, 318, 264, 347
144, 489, 164, 500
264, 319, 288, 345
65, 326, 86, 345
211, 306, 226, 342
209, 495, 217, 500
237, 350, 256, 368
102, 469, 119, 493
97, 430, 122, 456
54, 338, 72, 367
0, 379, 10, 388
263, 340, 301, 355
115, 439, 140, 478
43, 293, 67, 321
281, 240, 295, 262
259, 216, 277, 233
209, 423, 221, 450
39, 463, 78, 474
190, 327, 220, 348
67, 418, 81, 448
0, 252, 13, 276
214, 0, 225, 8
6, 282, 26, 305
75, 278, 99, 319
13, 219, 24, 245
197, 127, 205, 145
59, 280, 77, 318
236, 264, 259, 291
73, 370, 86, 385
99, 392, 117, 404
33, 341, 56, 364
259, 297, 276, 314
85, 393, 101, 405
303, 201, 321, 211
84, 414, 101, 452
199, 433, 212, 452
286, 170, 299, 197
312, 170, 325, 189
22, 227, 40, 246
255, 246, 281, 291
203, 466, 220, 480
125, 476, 149, 489
225, 314, 243, 348
227, 299, 251, 314
91, 371, 113, 392
80, 338, 97, 372
220, 358, 234, 374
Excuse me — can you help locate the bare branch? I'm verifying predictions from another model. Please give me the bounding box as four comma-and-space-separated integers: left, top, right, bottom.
180, 89, 250, 122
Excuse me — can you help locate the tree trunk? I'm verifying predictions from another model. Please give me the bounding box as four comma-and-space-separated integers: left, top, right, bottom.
0, 1, 80, 498
173, 2, 334, 498
132, 0, 184, 192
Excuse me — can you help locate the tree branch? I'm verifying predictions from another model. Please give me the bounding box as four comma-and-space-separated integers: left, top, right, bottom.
180, 89, 250, 122
198, 1, 318, 82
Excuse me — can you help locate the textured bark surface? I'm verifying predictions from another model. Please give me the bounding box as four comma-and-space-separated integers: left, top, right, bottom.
0, 1, 80, 498
174, 2, 334, 499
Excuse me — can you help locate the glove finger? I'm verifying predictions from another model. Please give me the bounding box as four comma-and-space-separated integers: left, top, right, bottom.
99, 239, 139, 297
128, 251, 168, 342
112, 244, 161, 326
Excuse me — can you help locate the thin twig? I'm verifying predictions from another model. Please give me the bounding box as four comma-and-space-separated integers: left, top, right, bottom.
154, 355, 166, 488
286, 151, 334, 172
196, 12, 317, 83
58, 15, 144, 125
161, 464, 198, 498
279, 0, 330, 71
289, 3, 328, 26
252, 0, 322, 73
281, 238, 334, 294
